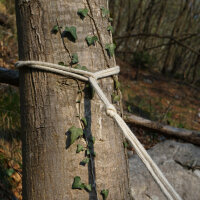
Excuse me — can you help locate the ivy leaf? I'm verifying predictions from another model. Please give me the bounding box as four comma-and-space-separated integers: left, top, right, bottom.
84, 184, 92, 192
63, 26, 77, 42
101, 189, 109, 200
89, 136, 95, 144
108, 17, 113, 22
71, 53, 79, 64
86, 148, 96, 157
123, 141, 129, 148
74, 64, 89, 71
107, 26, 114, 33
112, 94, 120, 103
92, 151, 96, 157
85, 36, 98, 46
105, 43, 116, 57
77, 8, 89, 19
58, 62, 65, 66
6, 168, 15, 177
100, 7, 109, 18
68, 126, 83, 145
114, 80, 121, 89
80, 157, 90, 166
86, 149, 90, 156
81, 117, 87, 127
51, 25, 59, 34
76, 144, 84, 153
72, 176, 85, 190
128, 105, 132, 112
81, 66, 88, 71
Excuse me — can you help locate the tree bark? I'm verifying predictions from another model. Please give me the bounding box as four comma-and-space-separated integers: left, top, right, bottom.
15, 0, 131, 200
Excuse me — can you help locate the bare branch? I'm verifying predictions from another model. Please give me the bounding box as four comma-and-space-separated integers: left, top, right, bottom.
114, 33, 200, 56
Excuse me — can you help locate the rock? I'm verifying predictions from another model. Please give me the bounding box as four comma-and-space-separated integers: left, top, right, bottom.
143, 78, 153, 84
129, 140, 200, 200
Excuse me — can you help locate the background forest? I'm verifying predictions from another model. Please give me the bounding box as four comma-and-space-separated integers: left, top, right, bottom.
0, 0, 200, 199
110, 0, 200, 83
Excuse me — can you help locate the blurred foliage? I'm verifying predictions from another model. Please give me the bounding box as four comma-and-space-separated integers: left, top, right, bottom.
0, 152, 14, 190
0, 0, 15, 14
132, 51, 156, 69
0, 87, 20, 133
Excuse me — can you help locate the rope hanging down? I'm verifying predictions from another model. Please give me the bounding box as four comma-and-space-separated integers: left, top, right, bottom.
16, 61, 182, 200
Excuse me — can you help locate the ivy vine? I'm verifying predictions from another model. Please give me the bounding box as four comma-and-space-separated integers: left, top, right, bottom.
50, 4, 120, 199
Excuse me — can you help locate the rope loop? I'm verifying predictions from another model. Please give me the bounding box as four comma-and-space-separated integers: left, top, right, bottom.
15, 60, 182, 200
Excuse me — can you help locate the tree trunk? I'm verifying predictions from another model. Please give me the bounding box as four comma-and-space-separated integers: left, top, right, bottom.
15, 0, 131, 199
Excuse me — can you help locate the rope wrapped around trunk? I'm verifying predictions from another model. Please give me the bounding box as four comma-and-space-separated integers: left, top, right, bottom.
16, 61, 182, 200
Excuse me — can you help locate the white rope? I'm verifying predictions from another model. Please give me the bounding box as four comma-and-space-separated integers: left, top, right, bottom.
16, 61, 182, 200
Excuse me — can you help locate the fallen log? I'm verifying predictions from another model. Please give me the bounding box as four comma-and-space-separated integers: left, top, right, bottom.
0, 67, 19, 86
124, 112, 200, 146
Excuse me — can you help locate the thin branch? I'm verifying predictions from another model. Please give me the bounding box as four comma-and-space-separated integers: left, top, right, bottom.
114, 33, 200, 56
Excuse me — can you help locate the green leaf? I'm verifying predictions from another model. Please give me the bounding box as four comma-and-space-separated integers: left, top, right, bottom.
71, 53, 79, 64
123, 141, 129, 148
86, 149, 90, 156
84, 184, 92, 192
89, 136, 95, 144
51, 25, 59, 34
81, 66, 88, 71
64, 26, 77, 41
107, 26, 114, 33
114, 79, 121, 89
112, 94, 120, 103
80, 157, 90, 166
128, 105, 132, 112
76, 144, 84, 153
105, 43, 116, 57
74, 64, 89, 71
92, 151, 96, 157
6, 168, 15, 177
85, 36, 98, 46
77, 8, 89, 19
81, 117, 87, 127
68, 126, 83, 145
100, 7, 109, 18
58, 61, 65, 66
86, 148, 96, 157
101, 189, 109, 200
72, 176, 85, 190
108, 17, 113, 22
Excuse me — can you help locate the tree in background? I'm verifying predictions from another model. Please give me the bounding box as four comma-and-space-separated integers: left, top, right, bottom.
110, 0, 200, 83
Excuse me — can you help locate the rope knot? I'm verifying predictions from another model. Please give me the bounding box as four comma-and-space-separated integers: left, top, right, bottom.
106, 104, 117, 118
90, 74, 98, 80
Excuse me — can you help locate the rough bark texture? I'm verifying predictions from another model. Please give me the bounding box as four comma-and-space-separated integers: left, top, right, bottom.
15, 0, 131, 199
